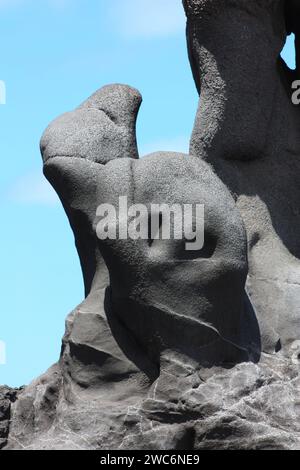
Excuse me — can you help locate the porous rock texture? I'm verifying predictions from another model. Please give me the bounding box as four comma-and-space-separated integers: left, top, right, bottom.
3, 354, 300, 450
2, 0, 300, 451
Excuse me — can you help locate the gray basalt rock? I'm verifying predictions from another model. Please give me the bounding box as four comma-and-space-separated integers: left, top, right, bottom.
4, 355, 300, 450
184, 0, 300, 355
0, 387, 23, 449
2, 0, 300, 451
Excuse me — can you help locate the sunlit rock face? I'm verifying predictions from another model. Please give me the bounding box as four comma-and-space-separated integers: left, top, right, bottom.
4, 356, 300, 450
184, 0, 300, 356
184, 0, 286, 160
5, 85, 262, 451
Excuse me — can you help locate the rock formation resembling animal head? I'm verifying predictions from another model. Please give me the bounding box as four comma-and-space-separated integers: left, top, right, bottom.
41, 85, 260, 379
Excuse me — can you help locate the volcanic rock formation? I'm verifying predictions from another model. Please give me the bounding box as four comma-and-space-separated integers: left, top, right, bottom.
2, 0, 300, 450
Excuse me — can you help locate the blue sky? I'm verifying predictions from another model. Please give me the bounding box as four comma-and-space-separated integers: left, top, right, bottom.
0, 0, 296, 387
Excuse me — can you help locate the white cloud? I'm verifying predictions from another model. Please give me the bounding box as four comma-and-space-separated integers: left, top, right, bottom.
109, 0, 185, 39
8, 170, 59, 206
140, 136, 189, 156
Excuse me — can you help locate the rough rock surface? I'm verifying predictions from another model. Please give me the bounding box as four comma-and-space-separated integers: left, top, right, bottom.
2, 0, 300, 451
4, 354, 300, 450
41, 85, 261, 372
185, 0, 300, 354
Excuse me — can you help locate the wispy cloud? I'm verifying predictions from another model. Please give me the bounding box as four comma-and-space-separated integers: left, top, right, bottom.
8, 170, 59, 206
109, 0, 185, 39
